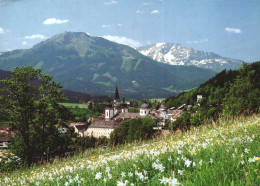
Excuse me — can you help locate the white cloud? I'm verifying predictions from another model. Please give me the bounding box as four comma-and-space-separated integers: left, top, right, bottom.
104, 0, 117, 5
186, 38, 208, 44
22, 41, 27, 45
43, 18, 69, 25
102, 35, 142, 48
225, 27, 241, 34
0, 27, 5, 34
117, 24, 122, 27
136, 10, 144, 14
151, 10, 159, 14
24, 34, 46, 39
102, 24, 111, 28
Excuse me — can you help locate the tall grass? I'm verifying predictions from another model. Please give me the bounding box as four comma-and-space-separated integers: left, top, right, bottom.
1, 115, 259, 185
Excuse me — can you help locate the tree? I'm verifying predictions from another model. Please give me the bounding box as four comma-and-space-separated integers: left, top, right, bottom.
223, 63, 260, 116
0, 66, 73, 166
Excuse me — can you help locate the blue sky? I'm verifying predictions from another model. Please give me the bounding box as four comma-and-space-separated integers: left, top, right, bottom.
0, 0, 259, 62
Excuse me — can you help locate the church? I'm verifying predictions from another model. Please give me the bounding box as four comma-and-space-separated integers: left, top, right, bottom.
104, 86, 129, 121
70, 86, 185, 138
83, 86, 155, 138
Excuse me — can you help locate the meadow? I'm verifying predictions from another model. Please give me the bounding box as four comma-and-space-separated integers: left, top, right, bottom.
60, 103, 89, 109
1, 115, 259, 185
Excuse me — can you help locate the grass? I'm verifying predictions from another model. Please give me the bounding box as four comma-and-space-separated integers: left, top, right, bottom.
1, 115, 259, 185
60, 102, 89, 109
149, 98, 165, 103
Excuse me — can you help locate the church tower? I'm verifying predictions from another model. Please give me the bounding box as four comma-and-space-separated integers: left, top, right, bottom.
113, 86, 121, 115
105, 96, 114, 121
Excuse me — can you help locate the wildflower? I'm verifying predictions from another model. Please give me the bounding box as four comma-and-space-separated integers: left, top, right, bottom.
159, 177, 169, 185
152, 162, 165, 172
210, 158, 213, 164
107, 173, 112, 179
168, 156, 172, 161
95, 172, 102, 180
256, 157, 260, 161
117, 180, 128, 186
184, 159, 192, 167
128, 172, 133, 177
191, 151, 195, 155
121, 171, 126, 178
248, 157, 256, 163
105, 167, 110, 172
168, 177, 180, 186
241, 160, 245, 165
245, 148, 249, 153
199, 160, 203, 166
177, 170, 184, 175
4, 177, 9, 183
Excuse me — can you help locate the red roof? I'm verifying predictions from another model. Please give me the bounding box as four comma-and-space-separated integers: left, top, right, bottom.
0, 127, 9, 130
70, 122, 86, 126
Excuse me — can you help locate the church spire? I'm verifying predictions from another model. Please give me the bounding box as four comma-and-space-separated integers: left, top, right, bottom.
114, 86, 120, 102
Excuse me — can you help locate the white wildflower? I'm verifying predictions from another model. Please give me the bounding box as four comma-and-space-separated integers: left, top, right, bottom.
184, 159, 192, 167
121, 171, 126, 178
128, 172, 133, 177
95, 172, 102, 180
177, 169, 184, 175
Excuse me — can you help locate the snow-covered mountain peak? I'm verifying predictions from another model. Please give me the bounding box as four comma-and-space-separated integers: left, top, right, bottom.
137, 43, 243, 72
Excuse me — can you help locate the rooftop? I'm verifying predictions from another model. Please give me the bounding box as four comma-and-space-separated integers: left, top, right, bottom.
89, 120, 120, 129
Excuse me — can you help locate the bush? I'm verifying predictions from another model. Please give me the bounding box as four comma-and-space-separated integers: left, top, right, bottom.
0, 153, 22, 173
111, 117, 156, 146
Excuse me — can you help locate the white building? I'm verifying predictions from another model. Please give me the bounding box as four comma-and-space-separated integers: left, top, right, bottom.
197, 95, 203, 103
84, 120, 120, 138
140, 103, 151, 116
105, 86, 128, 121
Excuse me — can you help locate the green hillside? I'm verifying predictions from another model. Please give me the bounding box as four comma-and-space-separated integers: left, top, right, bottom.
0, 32, 216, 98
165, 62, 260, 121
0, 69, 108, 103
1, 115, 259, 185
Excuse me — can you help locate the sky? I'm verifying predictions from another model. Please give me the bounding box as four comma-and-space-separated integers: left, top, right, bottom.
0, 0, 259, 62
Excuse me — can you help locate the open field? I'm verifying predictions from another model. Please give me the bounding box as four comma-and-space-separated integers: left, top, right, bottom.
1, 115, 259, 185
60, 103, 89, 109
149, 98, 165, 103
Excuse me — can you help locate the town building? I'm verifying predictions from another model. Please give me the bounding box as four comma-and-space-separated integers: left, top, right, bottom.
70, 86, 185, 138
0, 127, 11, 151
197, 95, 203, 103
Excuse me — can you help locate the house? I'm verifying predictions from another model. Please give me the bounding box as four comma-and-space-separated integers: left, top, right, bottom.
84, 120, 120, 138
73, 87, 157, 139
0, 127, 10, 134
169, 109, 183, 122
0, 127, 12, 151
71, 86, 185, 138
0, 136, 11, 150
197, 95, 203, 103
86, 101, 94, 105
70, 122, 87, 137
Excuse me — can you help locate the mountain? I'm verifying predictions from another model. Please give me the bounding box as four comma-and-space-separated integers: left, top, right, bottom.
137, 43, 244, 72
0, 69, 108, 103
0, 32, 216, 98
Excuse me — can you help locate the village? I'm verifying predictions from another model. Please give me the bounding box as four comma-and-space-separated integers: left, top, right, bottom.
69, 86, 203, 139
0, 86, 203, 152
